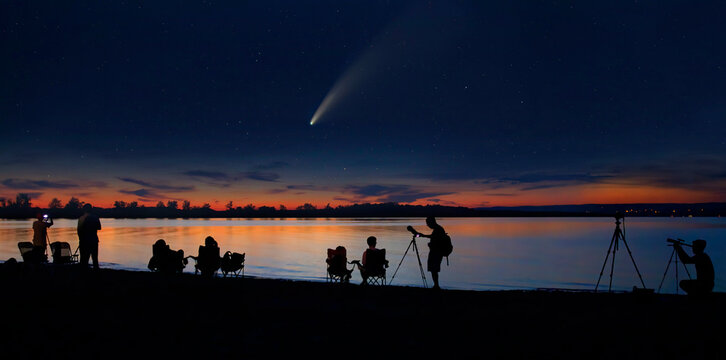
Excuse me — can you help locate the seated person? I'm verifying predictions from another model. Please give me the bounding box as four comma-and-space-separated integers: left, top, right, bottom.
148, 239, 187, 273
188, 236, 221, 277
351, 236, 388, 284
326, 246, 353, 283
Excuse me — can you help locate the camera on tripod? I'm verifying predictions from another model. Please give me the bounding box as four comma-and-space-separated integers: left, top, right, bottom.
666, 238, 692, 247
406, 225, 420, 237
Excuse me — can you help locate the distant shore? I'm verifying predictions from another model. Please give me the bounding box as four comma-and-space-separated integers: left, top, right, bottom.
1, 264, 723, 358
1, 201, 725, 219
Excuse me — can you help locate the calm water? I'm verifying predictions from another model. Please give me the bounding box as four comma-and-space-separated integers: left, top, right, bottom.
1, 217, 724, 293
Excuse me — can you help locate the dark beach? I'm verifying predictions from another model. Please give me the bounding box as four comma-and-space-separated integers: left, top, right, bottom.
1, 264, 723, 359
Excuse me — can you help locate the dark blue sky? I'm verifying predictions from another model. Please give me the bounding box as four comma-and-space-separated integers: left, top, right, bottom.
2, 1, 725, 208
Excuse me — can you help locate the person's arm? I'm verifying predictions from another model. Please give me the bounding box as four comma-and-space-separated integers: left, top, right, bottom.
96, 217, 102, 230
46, 218, 54, 227
674, 244, 694, 264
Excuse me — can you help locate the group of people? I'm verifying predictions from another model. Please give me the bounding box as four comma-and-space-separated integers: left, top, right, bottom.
331, 217, 451, 289
32, 203, 101, 270
29, 210, 716, 295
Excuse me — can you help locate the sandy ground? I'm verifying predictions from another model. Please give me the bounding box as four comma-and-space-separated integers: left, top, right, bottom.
0, 264, 723, 359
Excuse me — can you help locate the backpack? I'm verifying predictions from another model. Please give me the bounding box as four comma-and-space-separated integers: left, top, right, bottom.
441, 233, 453, 257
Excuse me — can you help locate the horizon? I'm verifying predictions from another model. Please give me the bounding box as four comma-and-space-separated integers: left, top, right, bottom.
3, 1, 725, 209
1, 191, 724, 213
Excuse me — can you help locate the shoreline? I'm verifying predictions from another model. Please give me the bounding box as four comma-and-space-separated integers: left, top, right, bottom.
1, 265, 723, 358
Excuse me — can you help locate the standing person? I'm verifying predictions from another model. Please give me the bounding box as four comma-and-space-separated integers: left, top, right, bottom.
32, 213, 53, 260
77, 204, 102, 270
673, 239, 714, 295
412, 217, 449, 290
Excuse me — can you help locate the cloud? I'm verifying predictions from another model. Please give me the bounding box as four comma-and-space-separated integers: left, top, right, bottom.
476, 173, 614, 191
2, 178, 79, 189
182, 170, 232, 181
333, 196, 362, 203
287, 184, 331, 191
241, 171, 280, 182
344, 184, 454, 203
117, 177, 194, 192
266, 188, 289, 194
183, 169, 281, 183
119, 189, 166, 199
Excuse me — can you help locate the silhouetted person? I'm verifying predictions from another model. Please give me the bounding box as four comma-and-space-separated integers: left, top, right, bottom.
674, 239, 714, 296
32, 213, 53, 260
352, 236, 388, 285
77, 204, 101, 270
411, 217, 448, 290
148, 239, 187, 274
189, 236, 221, 277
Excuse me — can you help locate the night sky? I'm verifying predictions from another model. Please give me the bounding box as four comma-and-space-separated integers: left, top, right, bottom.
2, 1, 725, 209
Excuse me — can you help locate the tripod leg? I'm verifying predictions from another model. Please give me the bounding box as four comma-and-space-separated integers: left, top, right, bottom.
657, 249, 675, 293
608, 238, 617, 292
412, 239, 428, 288
389, 237, 415, 285
595, 235, 616, 292
675, 250, 679, 294
619, 233, 647, 289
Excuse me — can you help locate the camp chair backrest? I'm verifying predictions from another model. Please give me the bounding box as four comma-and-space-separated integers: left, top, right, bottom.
18, 241, 45, 264
365, 248, 387, 274
326, 247, 348, 271
51, 242, 72, 256
198, 245, 221, 270
50, 242, 76, 264
18, 242, 34, 256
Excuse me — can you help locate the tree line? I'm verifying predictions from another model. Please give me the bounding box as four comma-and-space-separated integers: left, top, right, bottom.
0, 193, 480, 219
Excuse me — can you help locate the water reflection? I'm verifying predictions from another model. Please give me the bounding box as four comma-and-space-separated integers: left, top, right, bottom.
0, 217, 723, 292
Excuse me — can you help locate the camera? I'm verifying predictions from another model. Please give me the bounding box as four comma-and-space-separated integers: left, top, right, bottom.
42, 214, 51, 223
614, 212, 624, 221
666, 238, 691, 247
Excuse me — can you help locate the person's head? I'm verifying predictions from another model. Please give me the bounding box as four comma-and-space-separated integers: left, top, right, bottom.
36, 213, 44, 220
82, 203, 93, 213
426, 216, 437, 229
692, 239, 707, 254
367, 236, 377, 248
205, 236, 217, 247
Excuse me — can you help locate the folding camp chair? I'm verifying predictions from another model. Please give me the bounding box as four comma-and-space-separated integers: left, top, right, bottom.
148, 239, 187, 273
49, 241, 78, 264
191, 237, 221, 277
18, 242, 46, 264
354, 249, 388, 286
221, 251, 245, 277
326, 246, 353, 283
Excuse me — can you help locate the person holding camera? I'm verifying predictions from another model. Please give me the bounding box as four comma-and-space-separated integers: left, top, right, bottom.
32, 213, 53, 259
410, 217, 448, 290
673, 239, 714, 295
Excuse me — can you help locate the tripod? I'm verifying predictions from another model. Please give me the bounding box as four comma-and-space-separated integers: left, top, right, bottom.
657, 243, 692, 294
389, 234, 428, 288
595, 216, 647, 292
